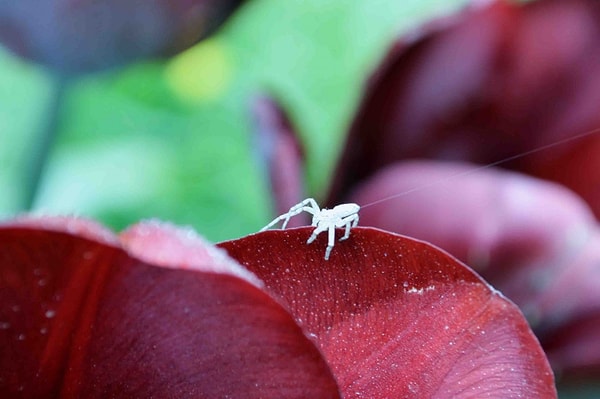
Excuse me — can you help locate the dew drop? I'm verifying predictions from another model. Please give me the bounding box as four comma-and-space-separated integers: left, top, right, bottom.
45, 310, 56, 319
408, 382, 419, 393
0, 321, 10, 330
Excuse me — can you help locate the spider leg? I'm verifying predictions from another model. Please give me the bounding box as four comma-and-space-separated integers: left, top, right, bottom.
306, 224, 326, 244
261, 198, 319, 231
324, 225, 336, 260
282, 200, 319, 229
339, 214, 359, 241
340, 222, 351, 241
260, 213, 291, 231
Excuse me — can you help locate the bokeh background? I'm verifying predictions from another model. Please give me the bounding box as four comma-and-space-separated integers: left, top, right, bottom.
1, 0, 468, 241
1, 0, 599, 397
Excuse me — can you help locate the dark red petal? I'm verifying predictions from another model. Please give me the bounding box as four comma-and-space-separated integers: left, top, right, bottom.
328, 0, 517, 201
349, 161, 595, 284
544, 314, 600, 377
329, 0, 600, 217
1, 215, 119, 245
349, 160, 600, 376
252, 97, 308, 227
0, 217, 339, 398
0, 0, 246, 74
531, 233, 600, 377
219, 228, 557, 398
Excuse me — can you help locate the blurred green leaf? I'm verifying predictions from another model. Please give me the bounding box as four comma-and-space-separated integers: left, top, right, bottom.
0, 47, 54, 214
2, 0, 468, 241
224, 0, 470, 193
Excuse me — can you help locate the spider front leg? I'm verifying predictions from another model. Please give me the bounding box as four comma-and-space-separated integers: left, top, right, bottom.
260, 198, 320, 231
283, 198, 320, 229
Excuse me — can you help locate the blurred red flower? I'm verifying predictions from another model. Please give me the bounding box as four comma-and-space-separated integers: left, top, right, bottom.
316, 0, 600, 380
0, 216, 556, 397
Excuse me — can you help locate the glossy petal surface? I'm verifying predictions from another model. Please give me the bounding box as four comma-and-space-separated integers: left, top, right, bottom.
329, 0, 600, 217
220, 227, 557, 398
0, 217, 339, 398
321, 0, 600, 379
349, 160, 600, 376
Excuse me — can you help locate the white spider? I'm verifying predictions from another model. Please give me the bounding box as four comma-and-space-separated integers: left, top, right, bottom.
260, 198, 360, 260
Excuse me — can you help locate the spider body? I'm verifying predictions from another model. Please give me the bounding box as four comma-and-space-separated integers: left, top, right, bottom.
260, 198, 360, 260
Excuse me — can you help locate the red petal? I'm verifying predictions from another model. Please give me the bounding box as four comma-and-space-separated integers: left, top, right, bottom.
0, 217, 339, 398
544, 314, 600, 377
329, 0, 600, 217
350, 161, 595, 283
350, 160, 600, 376
219, 228, 557, 398
532, 233, 600, 377
252, 97, 308, 227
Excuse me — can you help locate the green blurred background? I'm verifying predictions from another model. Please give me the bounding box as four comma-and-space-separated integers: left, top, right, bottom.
1, 1, 599, 395
1, 0, 466, 241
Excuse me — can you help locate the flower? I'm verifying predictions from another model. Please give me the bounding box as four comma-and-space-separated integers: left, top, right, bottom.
329, 0, 600, 217
318, 0, 600, 380
0, 216, 556, 397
